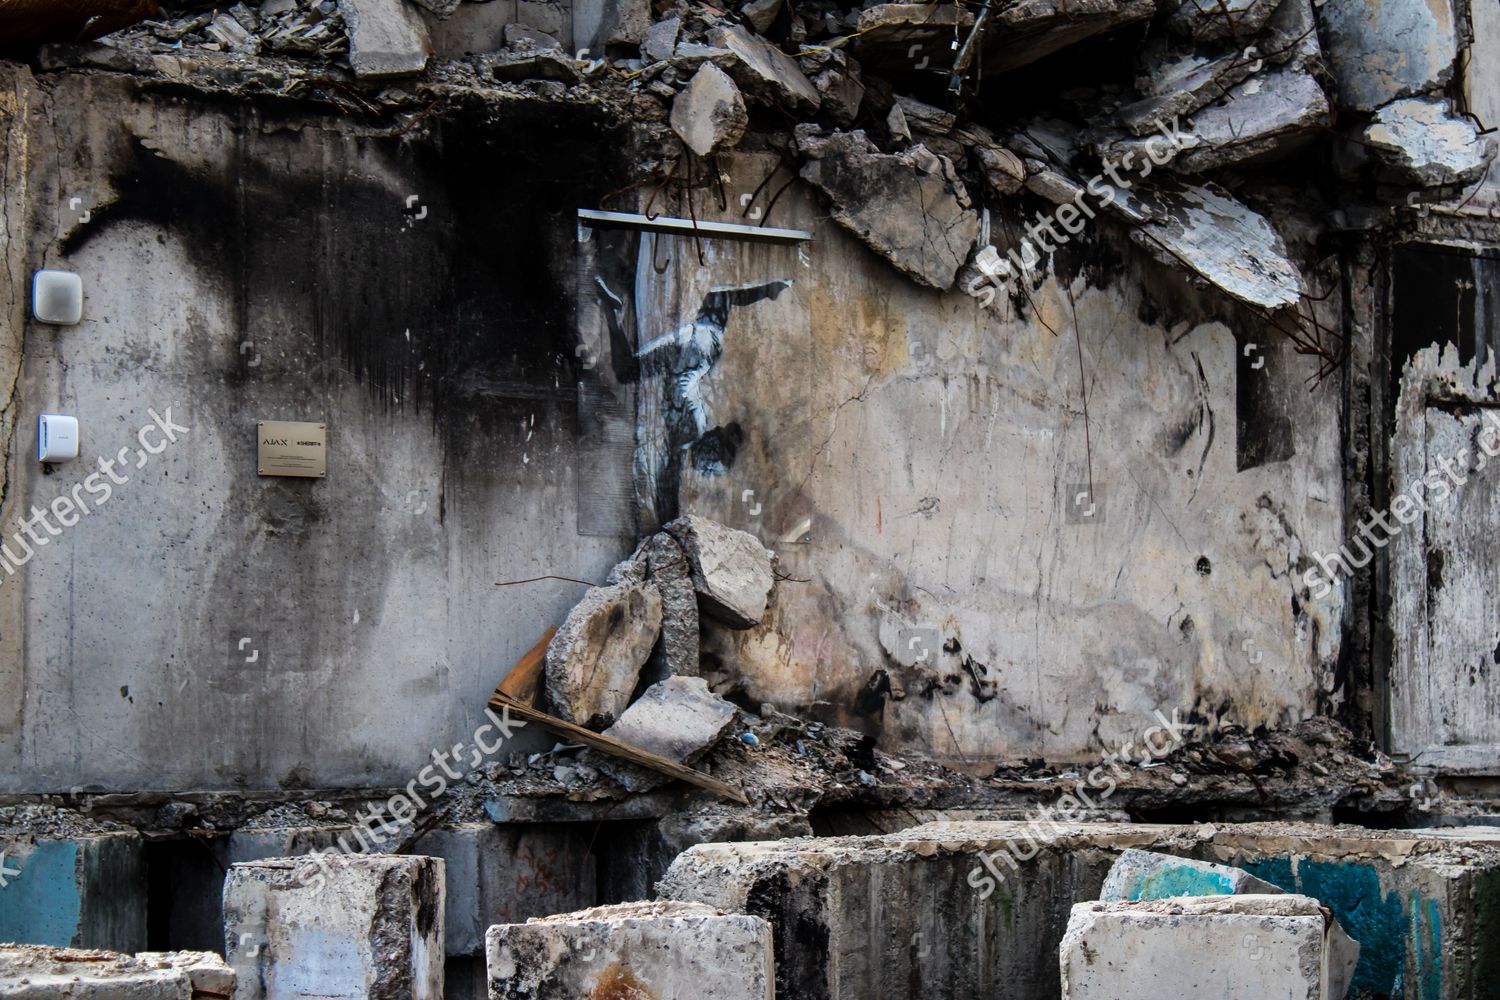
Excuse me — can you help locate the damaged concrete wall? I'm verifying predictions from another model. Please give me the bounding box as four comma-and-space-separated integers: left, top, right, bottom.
0, 65, 636, 792
587, 152, 1344, 767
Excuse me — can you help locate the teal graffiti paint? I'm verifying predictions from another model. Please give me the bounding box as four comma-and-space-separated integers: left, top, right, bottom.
1239, 857, 1418, 996
1124, 862, 1237, 901
0, 841, 83, 946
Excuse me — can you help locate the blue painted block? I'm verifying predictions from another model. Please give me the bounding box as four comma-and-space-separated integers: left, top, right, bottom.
1101, 848, 1282, 901
0, 832, 145, 951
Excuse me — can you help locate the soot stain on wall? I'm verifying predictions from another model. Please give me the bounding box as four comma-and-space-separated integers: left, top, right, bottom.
64, 95, 635, 455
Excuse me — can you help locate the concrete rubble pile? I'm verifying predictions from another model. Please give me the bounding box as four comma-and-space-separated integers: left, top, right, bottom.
545, 514, 771, 746
32, 0, 1489, 319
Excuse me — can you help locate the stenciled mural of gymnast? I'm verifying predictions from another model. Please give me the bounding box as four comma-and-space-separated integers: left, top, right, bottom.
594, 274, 792, 525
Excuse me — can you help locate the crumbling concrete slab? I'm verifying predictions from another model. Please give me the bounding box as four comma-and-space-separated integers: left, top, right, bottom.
420, 825, 597, 958
572, 0, 649, 52
1316, 0, 1457, 112
223, 854, 444, 1000
486, 901, 774, 1000
709, 23, 821, 114
671, 63, 749, 157
1100, 848, 1284, 900
1165, 0, 1282, 43
337, 0, 432, 77
0, 945, 234, 999
1105, 67, 1330, 173
642, 15, 680, 62
1111, 178, 1304, 311
664, 515, 775, 630
852, 4, 972, 71
604, 676, 737, 765
0, 832, 146, 952
1060, 895, 1360, 1000
544, 579, 663, 728
796, 130, 980, 290
1119, 44, 1264, 137
1352, 97, 1497, 192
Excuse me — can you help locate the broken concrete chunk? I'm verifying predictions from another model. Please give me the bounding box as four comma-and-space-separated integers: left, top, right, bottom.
490, 46, 579, 82
644, 531, 700, 679
974, 143, 1026, 195
642, 15, 680, 62
894, 95, 954, 135
814, 61, 866, 128
663, 515, 775, 630
1103, 67, 1330, 173
1119, 43, 1263, 137
1354, 97, 1497, 191
545, 580, 664, 728
603, 676, 737, 766
407, 0, 459, 16
797, 131, 980, 289
1260, 0, 1321, 71
886, 102, 912, 144
337, 0, 431, 77
741, 0, 784, 34
1101, 849, 1285, 901
1165, 0, 1282, 43
1060, 895, 1360, 1000
0, 945, 235, 998
503, 22, 562, 51
1110, 178, 1304, 311
709, 23, 821, 114
224, 855, 444, 1000
1316, 0, 1457, 112
487, 901, 775, 1000
671, 63, 749, 157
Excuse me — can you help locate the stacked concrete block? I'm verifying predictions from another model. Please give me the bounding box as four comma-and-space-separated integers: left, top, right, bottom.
1101, 848, 1284, 901
0, 831, 146, 951
0, 944, 233, 998
659, 821, 1500, 1000
223, 854, 444, 1000
486, 901, 773, 1000
1060, 895, 1359, 999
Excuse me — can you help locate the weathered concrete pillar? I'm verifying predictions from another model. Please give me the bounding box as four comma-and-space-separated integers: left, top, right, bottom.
1060, 895, 1360, 999
0, 831, 146, 952
0, 944, 233, 998
486, 901, 774, 999
223, 854, 444, 1000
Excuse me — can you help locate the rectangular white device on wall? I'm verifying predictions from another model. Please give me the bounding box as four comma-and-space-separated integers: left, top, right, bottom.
38, 414, 80, 462
32, 269, 83, 326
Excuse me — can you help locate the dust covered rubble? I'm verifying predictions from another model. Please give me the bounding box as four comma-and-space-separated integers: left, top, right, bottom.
43, 0, 1496, 313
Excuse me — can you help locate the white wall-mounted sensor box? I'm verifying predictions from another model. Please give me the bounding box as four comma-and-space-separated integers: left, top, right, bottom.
32, 269, 83, 326
38, 414, 79, 462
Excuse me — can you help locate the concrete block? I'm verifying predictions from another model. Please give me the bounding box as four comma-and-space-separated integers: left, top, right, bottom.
544, 580, 662, 728
1060, 895, 1359, 1000
0, 832, 145, 951
663, 515, 776, 630
1101, 848, 1283, 901
0, 944, 233, 999
420, 824, 597, 957
337, 0, 433, 78
603, 676, 737, 766
486, 901, 773, 999
659, 821, 1500, 1000
223, 854, 444, 1000
670, 64, 749, 157
571, 0, 649, 52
